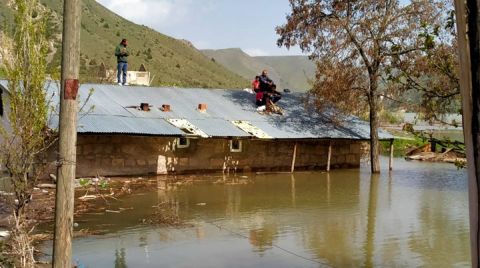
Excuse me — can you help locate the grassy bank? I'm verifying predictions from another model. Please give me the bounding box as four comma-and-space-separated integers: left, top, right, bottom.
380, 138, 428, 157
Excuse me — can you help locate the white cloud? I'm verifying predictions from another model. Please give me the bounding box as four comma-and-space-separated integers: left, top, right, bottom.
97, 0, 210, 28
243, 48, 270, 57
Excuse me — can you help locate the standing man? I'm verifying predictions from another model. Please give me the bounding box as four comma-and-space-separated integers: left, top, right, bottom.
115, 38, 129, 86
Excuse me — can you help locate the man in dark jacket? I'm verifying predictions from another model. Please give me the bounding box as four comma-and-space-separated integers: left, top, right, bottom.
259, 69, 281, 104
115, 39, 129, 86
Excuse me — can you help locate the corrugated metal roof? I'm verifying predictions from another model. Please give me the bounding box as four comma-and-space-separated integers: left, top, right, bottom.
0, 80, 394, 140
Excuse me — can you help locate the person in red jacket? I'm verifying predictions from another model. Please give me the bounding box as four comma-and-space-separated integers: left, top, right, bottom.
252, 76, 264, 106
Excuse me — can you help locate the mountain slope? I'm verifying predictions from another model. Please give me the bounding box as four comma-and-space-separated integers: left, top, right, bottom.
256, 56, 316, 91
202, 48, 316, 92
0, 0, 249, 89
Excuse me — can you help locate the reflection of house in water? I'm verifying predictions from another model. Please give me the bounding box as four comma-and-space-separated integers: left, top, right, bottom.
0, 81, 393, 177
98, 63, 151, 86
249, 224, 279, 254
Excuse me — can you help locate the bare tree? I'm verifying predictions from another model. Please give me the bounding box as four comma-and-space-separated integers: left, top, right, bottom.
277, 0, 444, 173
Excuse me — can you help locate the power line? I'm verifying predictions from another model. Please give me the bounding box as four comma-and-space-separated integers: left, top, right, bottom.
191, 213, 331, 267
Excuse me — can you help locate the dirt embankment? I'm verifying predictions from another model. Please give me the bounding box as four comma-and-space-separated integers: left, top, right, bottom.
0, 177, 159, 230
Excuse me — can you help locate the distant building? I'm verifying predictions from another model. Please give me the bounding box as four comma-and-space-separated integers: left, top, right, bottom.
98, 63, 151, 86
0, 81, 393, 177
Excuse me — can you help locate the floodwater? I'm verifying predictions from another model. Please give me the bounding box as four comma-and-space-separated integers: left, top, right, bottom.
41, 156, 470, 267
432, 130, 465, 142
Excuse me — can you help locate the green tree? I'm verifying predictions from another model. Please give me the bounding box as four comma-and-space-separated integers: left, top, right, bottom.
388, 11, 460, 126
0, 0, 54, 266
277, 0, 443, 173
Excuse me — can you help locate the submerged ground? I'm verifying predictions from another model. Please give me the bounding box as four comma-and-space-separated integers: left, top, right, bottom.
39, 156, 469, 267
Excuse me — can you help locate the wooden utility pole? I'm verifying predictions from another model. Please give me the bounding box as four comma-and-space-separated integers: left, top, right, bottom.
454, 0, 479, 266
52, 0, 81, 267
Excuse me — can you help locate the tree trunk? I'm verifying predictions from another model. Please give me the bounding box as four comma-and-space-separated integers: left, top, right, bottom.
454, 0, 480, 265
369, 78, 381, 173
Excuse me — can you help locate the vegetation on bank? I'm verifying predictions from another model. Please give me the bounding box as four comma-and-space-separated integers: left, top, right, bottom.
380, 136, 428, 157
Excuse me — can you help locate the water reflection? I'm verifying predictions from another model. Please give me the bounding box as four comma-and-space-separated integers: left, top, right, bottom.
364, 174, 379, 268
114, 248, 127, 268
41, 157, 470, 267
249, 224, 279, 255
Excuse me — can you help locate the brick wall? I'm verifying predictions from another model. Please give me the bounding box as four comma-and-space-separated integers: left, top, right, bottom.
74, 135, 362, 177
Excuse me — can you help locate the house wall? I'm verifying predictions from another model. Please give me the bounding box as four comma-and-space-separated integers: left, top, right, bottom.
74, 135, 362, 177
103, 70, 150, 86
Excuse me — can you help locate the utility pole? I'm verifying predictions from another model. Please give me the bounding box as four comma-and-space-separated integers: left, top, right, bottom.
52, 0, 81, 267
454, 0, 479, 266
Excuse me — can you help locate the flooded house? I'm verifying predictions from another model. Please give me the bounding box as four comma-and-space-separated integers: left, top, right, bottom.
0, 80, 392, 177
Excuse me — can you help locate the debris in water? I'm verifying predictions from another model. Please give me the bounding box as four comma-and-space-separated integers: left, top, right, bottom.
105, 210, 121, 214
143, 202, 189, 227
78, 195, 98, 201
37, 183, 56, 189
196, 203, 207, 206
0, 230, 10, 239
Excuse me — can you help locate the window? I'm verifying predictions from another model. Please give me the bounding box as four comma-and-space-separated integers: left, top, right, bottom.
176, 137, 190, 148
230, 139, 242, 152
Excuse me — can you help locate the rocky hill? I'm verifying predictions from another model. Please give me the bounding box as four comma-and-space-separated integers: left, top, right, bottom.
202, 48, 316, 92
0, 0, 249, 89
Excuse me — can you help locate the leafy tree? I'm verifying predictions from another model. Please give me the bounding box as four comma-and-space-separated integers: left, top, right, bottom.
0, 0, 54, 266
277, 0, 444, 173
388, 10, 460, 126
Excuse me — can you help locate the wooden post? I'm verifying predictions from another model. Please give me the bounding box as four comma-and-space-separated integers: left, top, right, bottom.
454, 1, 479, 266
291, 174, 296, 208
326, 172, 331, 204
291, 142, 297, 173
326, 141, 332, 172
52, 0, 81, 267
389, 139, 394, 171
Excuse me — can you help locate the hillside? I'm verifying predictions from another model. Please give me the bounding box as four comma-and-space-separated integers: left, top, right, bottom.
202, 48, 316, 92
256, 56, 316, 91
0, 0, 249, 89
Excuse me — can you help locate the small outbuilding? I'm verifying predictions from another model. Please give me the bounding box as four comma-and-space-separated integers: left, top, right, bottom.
0, 80, 393, 177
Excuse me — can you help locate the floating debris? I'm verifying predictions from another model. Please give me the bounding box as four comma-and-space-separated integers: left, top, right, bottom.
36, 183, 56, 189
105, 210, 121, 214
142, 202, 189, 227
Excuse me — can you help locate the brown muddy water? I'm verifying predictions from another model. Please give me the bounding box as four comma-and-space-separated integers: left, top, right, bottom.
40, 156, 469, 267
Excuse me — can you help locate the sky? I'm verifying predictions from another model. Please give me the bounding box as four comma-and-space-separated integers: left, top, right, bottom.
96, 0, 304, 56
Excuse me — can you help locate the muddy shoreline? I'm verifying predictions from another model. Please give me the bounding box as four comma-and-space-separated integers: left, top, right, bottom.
0, 173, 246, 230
